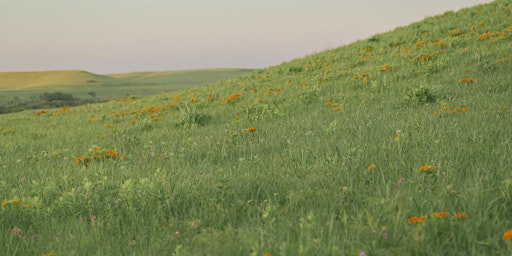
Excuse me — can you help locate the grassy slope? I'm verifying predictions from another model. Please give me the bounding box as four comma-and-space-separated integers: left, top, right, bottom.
0, 1, 511, 255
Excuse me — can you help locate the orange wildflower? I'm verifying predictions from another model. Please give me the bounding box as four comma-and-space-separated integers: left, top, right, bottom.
105, 150, 117, 157
225, 92, 241, 103
408, 216, 426, 224
248, 127, 257, 132
408, 217, 418, 224
99, 134, 111, 139
10, 199, 21, 204
35, 110, 50, 116
379, 64, 393, 72
420, 165, 435, 172
325, 101, 335, 106
74, 155, 85, 166
415, 41, 425, 49
450, 29, 462, 35
151, 116, 164, 121
422, 54, 434, 61
503, 229, 512, 240
460, 78, 476, 83
2, 201, 8, 206
368, 164, 377, 170
479, 32, 497, 40
455, 212, 468, 218
432, 212, 449, 218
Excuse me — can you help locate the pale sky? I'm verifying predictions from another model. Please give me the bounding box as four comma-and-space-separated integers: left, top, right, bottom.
1, 0, 494, 74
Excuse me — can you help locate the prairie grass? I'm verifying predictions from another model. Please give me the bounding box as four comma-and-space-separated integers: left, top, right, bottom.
1, 1, 511, 255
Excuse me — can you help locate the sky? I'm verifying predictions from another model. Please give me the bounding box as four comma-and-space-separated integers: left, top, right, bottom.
1, 0, 494, 74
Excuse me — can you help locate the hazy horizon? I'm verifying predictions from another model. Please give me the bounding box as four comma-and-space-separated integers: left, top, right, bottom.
1, 0, 494, 74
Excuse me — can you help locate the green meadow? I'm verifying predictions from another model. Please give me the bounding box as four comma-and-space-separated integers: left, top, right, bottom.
1, 1, 512, 255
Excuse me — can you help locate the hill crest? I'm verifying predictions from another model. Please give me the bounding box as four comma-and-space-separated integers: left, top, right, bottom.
0, 70, 115, 90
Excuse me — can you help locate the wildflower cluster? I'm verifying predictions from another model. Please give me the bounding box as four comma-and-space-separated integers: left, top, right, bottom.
379, 64, 393, 72
352, 73, 371, 83
450, 29, 463, 36
479, 31, 500, 41
325, 101, 344, 111
74, 146, 127, 166
225, 92, 242, 103
415, 41, 425, 49
434, 105, 469, 116
53, 106, 71, 116
263, 87, 281, 95
408, 212, 467, 224
431, 211, 449, 218
459, 77, 477, 83
412, 49, 447, 62
35, 106, 71, 116
111, 105, 167, 118
419, 165, 436, 172
408, 215, 427, 224
2, 199, 43, 209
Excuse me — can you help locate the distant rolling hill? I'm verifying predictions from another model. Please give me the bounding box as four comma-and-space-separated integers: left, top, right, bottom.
0, 70, 116, 90
0, 68, 257, 91
0, 68, 257, 113
108, 68, 257, 86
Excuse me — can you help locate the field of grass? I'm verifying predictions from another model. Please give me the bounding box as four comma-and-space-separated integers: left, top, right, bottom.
1, 1, 511, 255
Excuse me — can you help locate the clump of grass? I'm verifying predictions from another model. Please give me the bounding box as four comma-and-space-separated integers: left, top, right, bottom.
398, 86, 441, 107
409, 86, 439, 104
176, 104, 211, 128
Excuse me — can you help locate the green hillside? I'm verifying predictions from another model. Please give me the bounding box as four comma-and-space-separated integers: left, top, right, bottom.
0, 1, 511, 255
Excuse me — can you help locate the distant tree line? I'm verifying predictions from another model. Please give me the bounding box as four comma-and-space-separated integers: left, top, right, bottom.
0, 92, 108, 114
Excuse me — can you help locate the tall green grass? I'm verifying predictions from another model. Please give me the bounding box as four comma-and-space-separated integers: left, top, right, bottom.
1, 1, 511, 255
